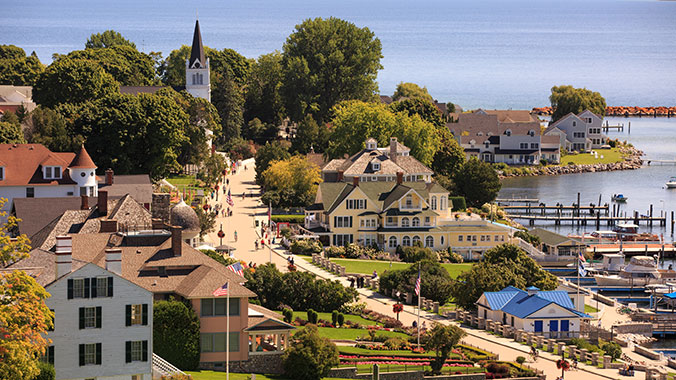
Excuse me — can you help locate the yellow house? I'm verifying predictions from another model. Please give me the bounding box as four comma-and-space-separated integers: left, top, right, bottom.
305, 173, 511, 257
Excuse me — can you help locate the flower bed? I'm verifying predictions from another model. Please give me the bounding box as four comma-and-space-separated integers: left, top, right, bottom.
340, 354, 473, 366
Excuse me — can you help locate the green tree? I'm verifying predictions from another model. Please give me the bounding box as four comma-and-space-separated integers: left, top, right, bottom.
0, 121, 25, 144
25, 107, 83, 151
242, 118, 277, 144
33, 362, 54, 380
243, 263, 285, 309
245, 51, 285, 125
153, 300, 200, 370
160, 45, 250, 87
33, 58, 118, 108
261, 155, 322, 208
194, 206, 217, 238
57, 45, 155, 86
452, 158, 501, 207
379, 260, 453, 304
431, 133, 466, 178
223, 137, 254, 161
197, 153, 226, 187
601, 341, 622, 360
255, 141, 290, 185
389, 97, 445, 129
212, 71, 244, 145
424, 324, 466, 374
283, 324, 339, 380
0, 45, 44, 86
550, 85, 606, 122
291, 114, 329, 154
85, 30, 137, 49
392, 82, 434, 103
281, 17, 383, 123
327, 100, 442, 166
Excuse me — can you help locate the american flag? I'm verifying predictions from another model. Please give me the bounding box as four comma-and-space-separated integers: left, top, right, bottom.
227, 262, 245, 277
212, 282, 228, 297
414, 270, 421, 296
226, 190, 234, 207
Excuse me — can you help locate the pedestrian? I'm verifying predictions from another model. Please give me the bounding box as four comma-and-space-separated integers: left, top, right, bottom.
372, 270, 378, 279
422, 321, 427, 330
349, 277, 355, 287
412, 321, 417, 328
234, 231, 238, 242
229, 210, 232, 217
226, 178, 229, 186
255, 240, 259, 250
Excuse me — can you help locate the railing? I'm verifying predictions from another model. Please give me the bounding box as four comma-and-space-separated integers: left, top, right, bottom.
515, 237, 546, 258
152, 353, 186, 378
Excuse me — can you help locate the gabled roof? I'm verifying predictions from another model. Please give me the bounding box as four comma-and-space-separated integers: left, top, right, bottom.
69, 145, 97, 169
189, 20, 206, 69
529, 228, 582, 247
481, 110, 538, 124
0, 144, 77, 186
548, 112, 582, 130
245, 304, 295, 331
479, 286, 591, 319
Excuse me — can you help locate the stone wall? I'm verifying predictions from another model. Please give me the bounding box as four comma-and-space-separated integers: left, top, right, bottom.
327, 368, 487, 380
151, 193, 171, 223
200, 353, 284, 374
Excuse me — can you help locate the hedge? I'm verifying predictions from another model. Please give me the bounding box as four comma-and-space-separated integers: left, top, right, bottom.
449, 196, 466, 211
271, 215, 305, 223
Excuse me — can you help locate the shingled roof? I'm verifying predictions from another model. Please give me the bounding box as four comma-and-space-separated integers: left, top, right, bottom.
189, 20, 206, 69
69, 145, 97, 169
0, 144, 77, 186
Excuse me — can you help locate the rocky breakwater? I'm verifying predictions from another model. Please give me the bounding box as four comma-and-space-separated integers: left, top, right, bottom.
500, 146, 643, 178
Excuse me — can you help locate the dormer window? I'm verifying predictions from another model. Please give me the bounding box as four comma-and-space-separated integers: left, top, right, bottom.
528, 130, 535, 137
372, 162, 380, 171
43, 166, 62, 180
505, 129, 512, 136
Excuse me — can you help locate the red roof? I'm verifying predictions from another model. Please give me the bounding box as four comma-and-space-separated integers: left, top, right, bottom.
69, 145, 97, 169
0, 144, 77, 186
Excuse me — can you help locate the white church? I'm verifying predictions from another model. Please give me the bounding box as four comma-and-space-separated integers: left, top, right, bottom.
185, 20, 211, 102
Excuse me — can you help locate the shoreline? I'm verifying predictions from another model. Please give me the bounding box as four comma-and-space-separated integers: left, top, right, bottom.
498, 146, 644, 178
532, 106, 676, 117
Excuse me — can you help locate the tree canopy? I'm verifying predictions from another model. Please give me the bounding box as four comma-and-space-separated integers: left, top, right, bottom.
32, 58, 119, 108
245, 51, 285, 126
281, 17, 383, 123
56, 45, 155, 86
431, 133, 466, 178
282, 324, 339, 380
254, 140, 291, 185
550, 85, 606, 122
0, 45, 44, 86
261, 155, 322, 208
327, 100, 442, 166
25, 107, 84, 152
153, 299, 200, 370
389, 97, 445, 129
379, 259, 453, 305
85, 30, 137, 49
424, 324, 466, 374
392, 82, 434, 103
291, 114, 329, 154
452, 158, 501, 207
160, 45, 250, 87
451, 244, 558, 310
0, 121, 25, 144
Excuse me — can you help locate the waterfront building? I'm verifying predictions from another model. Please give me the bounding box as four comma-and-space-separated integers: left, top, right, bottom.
544, 110, 607, 152
528, 227, 586, 258
322, 137, 434, 183
476, 286, 592, 339
447, 110, 560, 165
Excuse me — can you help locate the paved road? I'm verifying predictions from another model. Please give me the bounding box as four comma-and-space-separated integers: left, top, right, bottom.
204, 161, 642, 380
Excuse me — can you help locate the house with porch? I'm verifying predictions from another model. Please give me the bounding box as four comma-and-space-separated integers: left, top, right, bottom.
544, 110, 607, 152
476, 286, 592, 339
529, 228, 586, 258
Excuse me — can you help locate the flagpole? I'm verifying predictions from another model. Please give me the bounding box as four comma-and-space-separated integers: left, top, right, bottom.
226, 281, 230, 380
417, 262, 421, 348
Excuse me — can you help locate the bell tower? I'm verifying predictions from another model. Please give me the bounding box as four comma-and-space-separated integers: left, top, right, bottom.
185, 20, 211, 101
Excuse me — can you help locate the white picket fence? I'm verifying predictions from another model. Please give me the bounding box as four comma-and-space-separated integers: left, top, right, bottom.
152, 353, 185, 379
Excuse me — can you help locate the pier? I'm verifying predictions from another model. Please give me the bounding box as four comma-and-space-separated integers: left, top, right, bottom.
508, 214, 667, 227
646, 159, 676, 166
602, 120, 626, 132
495, 198, 539, 204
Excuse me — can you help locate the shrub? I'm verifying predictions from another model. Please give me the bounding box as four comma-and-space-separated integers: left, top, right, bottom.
516, 356, 526, 365
399, 245, 438, 263
283, 308, 293, 323
383, 337, 409, 350
283, 324, 339, 380
450, 196, 466, 211
307, 309, 318, 324
32, 362, 54, 380
339, 302, 367, 314
280, 228, 292, 239
439, 248, 463, 263
153, 299, 200, 370
271, 214, 305, 223
540, 159, 548, 166
290, 239, 322, 254
331, 310, 339, 326
486, 362, 510, 375
336, 313, 345, 327
324, 245, 346, 258
601, 341, 622, 360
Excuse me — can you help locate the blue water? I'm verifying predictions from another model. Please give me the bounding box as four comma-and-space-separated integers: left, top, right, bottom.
2, 0, 676, 109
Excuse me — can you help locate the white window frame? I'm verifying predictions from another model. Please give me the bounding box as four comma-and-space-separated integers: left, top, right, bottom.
412, 217, 420, 227
388, 236, 397, 248
84, 307, 97, 328
84, 343, 97, 365
431, 196, 437, 210
130, 341, 143, 362
402, 236, 411, 247
372, 162, 380, 171
73, 278, 85, 298
401, 217, 410, 228
130, 304, 143, 326
425, 236, 434, 248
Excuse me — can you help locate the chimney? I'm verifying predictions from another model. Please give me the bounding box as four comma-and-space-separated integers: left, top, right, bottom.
98, 190, 108, 215
171, 226, 182, 257
352, 176, 359, 187
105, 168, 114, 186
99, 219, 118, 233
396, 171, 403, 185
527, 286, 539, 296
337, 170, 344, 182
151, 218, 166, 230
80, 195, 89, 210
390, 137, 398, 163
55, 235, 72, 277
105, 248, 122, 275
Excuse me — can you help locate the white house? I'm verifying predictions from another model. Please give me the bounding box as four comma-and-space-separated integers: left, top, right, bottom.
10, 236, 154, 380
545, 110, 607, 152
475, 286, 591, 339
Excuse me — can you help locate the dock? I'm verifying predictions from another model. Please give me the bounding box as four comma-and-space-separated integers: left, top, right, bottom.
506, 214, 666, 227
646, 159, 676, 166
495, 198, 539, 204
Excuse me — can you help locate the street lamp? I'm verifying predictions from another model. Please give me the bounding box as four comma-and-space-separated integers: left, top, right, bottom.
217, 224, 225, 246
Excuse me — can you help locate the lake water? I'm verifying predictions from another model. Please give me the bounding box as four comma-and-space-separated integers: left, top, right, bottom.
2, 0, 676, 109
500, 116, 676, 237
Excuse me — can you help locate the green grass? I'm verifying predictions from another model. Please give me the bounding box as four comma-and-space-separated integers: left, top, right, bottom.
338, 346, 448, 358
327, 258, 472, 279
295, 326, 409, 340
561, 147, 623, 165
186, 372, 344, 380
585, 304, 600, 313
275, 311, 382, 326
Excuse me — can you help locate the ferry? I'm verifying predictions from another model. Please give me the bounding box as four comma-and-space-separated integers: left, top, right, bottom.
594, 256, 676, 286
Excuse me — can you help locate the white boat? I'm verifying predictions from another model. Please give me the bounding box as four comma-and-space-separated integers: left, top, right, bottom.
612, 194, 628, 202
594, 256, 676, 286
667, 177, 676, 189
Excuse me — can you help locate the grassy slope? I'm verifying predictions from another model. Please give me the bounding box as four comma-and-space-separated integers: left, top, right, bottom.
561, 147, 623, 165
326, 258, 472, 278
275, 311, 383, 326
295, 326, 409, 340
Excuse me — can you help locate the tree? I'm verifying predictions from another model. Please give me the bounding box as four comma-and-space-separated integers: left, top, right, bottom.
550, 85, 606, 123
223, 137, 255, 161
327, 100, 442, 166
451, 244, 558, 310
160, 45, 250, 88
452, 158, 501, 207
212, 71, 244, 145
245, 51, 285, 125
153, 299, 200, 370
197, 153, 226, 187
283, 324, 339, 380
57, 45, 155, 86
0, 45, 44, 86
25, 107, 83, 152
291, 114, 329, 154
32, 58, 118, 108
281, 17, 383, 123
431, 133, 466, 178
85, 30, 136, 49
255, 141, 290, 185
389, 97, 445, 129
601, 341, 622, 360
0, 121, 25, 144
392, 82, 434, 103
424, 324, 466, 374
379, 260, 453, 305
194, 206, 217, 238
261, 155, 322, 208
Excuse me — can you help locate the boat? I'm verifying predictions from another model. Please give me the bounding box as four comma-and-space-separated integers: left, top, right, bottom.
570, 230, 617, 243
612, 223, 660, 241
612, 194, 628, 202
667, 177, 676, 189
594, 256, 676, 286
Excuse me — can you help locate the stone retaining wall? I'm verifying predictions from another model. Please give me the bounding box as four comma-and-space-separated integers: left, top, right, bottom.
327, 368, 487, 380
200, 353, 284, 374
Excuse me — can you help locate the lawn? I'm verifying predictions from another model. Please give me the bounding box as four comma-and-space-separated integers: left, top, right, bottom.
327, 258, 472, 279
275, 310, 382, 326
295, 326, 410, 340
561, 147, 623, 165
338, 346, 446, 358
187, 371, 344, 380
584, 304, 600, 313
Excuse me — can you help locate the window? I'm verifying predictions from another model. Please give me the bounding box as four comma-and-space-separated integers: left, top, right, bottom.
360, 218, 376, 228
404, 195, 413, 208
333, 234, 353, 246
441, 236, 444, 245
125, 340, 148, 363
530, 143, 539, 149
334, 216, 352, 228
0, 166, 4, 180
572, 121, 576, 126
95, 277, 112, 297
43, 166, 62, 179
402, 236, 411, 247
529, 130, 535, 137
431, 196, 437, 210
388, 236, 397, 248
519, 143, 528, 149
573, 132, 585, 138
412, 217, 420, 227
361, 234, 376, 246
412, 236, 421, 246
79, 343, 101, 366
127, 304, 148, 326
401, 217, 410, 227
424, 216, 431, 226
201, 298, 240, 316
131, 341, 142, 361
346, 199, 366, 209
372, 162, 380, 171
472, 235, 477, 242
84, 307, 98, 328
440, 196, 447, 211
73, 278, 85, 298
386, 217, 396, 226
458, 235, 463, 242
425, 236, 434, 248
201, 333, 239, 352
26, 187, 34, 198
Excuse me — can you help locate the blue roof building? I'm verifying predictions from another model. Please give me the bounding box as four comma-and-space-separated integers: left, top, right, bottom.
476, 286, 592, 339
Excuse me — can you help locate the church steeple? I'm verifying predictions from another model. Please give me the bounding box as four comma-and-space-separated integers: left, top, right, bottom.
189, 20, 206, 69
